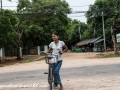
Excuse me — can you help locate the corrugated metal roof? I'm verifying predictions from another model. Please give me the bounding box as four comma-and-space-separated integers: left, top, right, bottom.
95, 38, 104, 43
76, 38, 94, 46
90, 36, 102, 43
76, 36, 103, 46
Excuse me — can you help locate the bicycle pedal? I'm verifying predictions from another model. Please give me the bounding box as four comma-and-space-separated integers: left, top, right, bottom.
44, 72, 48, 74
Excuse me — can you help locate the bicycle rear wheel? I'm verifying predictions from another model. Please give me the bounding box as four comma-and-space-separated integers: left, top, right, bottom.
48, 67, 53, 90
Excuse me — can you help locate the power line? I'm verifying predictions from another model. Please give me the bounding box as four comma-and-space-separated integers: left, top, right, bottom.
70, 11, 87, 14
2, 6, 88, 14
68, 15, 85, 17
1, 5, 88, 7
69, 5, 89, 7
7, 0, 18, 3
0, 10, 87, 14
2, 5, 89, 7
2, 6, 17, 7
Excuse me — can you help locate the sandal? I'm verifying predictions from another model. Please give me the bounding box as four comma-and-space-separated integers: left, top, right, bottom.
53, 84, 58, 87
59, 86, 63, 90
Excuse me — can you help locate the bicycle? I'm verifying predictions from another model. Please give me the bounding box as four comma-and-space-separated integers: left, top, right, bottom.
44, 53, 58, 90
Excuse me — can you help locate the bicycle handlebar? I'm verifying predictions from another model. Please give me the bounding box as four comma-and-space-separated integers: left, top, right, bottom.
41, 51, 60, 56
44, 53, 59, 64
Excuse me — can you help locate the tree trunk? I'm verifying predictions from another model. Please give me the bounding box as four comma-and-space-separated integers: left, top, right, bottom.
16, 37, 22, 60
110, 14, 119, 55
16, 44, 22, 60
110, 26, 118, 55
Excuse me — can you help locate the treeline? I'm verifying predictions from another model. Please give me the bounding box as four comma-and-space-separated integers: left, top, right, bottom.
0, 0, 120, 59
0, 0, 89, 59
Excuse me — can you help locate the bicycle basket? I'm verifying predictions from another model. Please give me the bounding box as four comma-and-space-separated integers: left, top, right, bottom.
45, 55, 57, 64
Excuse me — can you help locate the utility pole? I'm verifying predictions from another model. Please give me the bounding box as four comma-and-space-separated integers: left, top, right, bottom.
102, 11, 106, 51
94, 27, 95, 39
79, 27, 81, 41
1, 0, 2, 11
94, 23, 96, 39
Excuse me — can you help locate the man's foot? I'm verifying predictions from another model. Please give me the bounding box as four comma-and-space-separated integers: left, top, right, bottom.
53, 84, 58, 87
59, 86, 63, 90
59, 84, 63, 90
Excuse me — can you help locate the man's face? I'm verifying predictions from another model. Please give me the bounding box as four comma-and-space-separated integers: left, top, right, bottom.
52, 34, 59, 41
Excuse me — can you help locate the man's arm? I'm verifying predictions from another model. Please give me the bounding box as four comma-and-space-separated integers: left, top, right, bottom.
41, 48, 52, 54
59, 45, 68, 54
47, 48, 52, 53
63, 45, 68, 53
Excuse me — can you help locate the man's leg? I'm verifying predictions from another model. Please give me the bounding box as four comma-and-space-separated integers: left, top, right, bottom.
54, 61, 62, 85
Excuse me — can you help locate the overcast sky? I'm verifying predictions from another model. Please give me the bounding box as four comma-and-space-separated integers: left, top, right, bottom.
2, 0, 96, 22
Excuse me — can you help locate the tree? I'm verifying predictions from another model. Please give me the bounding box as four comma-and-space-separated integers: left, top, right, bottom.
70, 20, 89, 46
106, 0, 120, 54
0, 9, 17, 48
22, 25, 44, 47
22, 13, 71, 48
86, 0, 120, 54
7, 0, 70, 60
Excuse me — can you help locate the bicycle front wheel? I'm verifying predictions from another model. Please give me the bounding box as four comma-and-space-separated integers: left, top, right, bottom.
48, 67, 53, 90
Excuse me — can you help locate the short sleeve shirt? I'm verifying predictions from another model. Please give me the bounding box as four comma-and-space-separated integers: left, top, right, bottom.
49, 40, 65, 61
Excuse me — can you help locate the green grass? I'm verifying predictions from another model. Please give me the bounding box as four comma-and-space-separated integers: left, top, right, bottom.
36, 57, 45, 61
97, 53, 120, 58
0, 64, 4, 67
22, 57, 45, 63
22, 59, 34, 63
0, 57, 45, 67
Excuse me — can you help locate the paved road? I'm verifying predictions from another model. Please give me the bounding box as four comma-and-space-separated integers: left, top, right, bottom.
0, 53, 120, 90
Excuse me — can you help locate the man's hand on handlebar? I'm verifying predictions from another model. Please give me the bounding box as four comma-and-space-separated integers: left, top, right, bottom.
59, 51, 63, 54
40, 51, 48, 55
41, 51, 63, 55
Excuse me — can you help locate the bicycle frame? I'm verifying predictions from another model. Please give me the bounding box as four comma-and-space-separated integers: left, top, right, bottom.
44, 54, 58, 90
48, 63, 55, 90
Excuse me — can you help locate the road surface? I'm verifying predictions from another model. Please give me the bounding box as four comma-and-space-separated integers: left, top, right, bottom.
0, 53, 120, 90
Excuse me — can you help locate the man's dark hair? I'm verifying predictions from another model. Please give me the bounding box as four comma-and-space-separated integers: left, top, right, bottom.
52, 32, 59, 36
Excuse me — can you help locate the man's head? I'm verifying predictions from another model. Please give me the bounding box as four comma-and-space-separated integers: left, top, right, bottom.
52, 32, 59, 41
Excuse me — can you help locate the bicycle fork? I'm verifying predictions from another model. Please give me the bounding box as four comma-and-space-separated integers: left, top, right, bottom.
44, 64, 54, 90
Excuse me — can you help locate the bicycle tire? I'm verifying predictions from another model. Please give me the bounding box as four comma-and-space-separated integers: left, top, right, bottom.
48, 67, 53, 90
